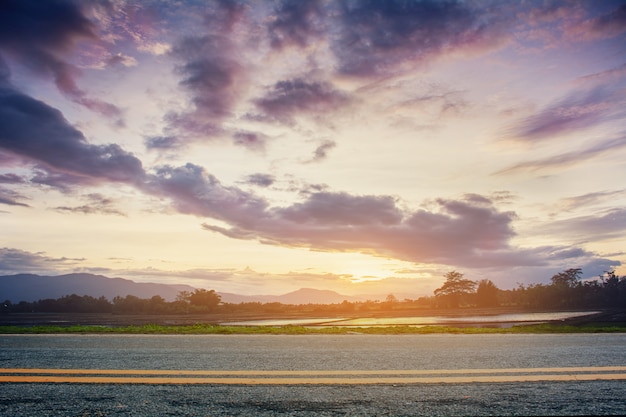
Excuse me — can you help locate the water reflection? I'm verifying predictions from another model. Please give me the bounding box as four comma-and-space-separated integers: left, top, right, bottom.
223, 311, 598, 328
224, 318, 347, 326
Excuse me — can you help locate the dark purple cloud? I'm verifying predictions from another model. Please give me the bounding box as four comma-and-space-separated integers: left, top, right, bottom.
0, 188, 29, 207
333, 0, 508, 77
0, 77, 143, 189
268, 0, 326, 49
29, 169, 94, 193
142, 163, 268, 227
554, 189, 626, 213
254, 78, 349, 124
144, 135, 181, 150
511, 85, 626, 141
173, 36, 239, 121
581, 258, 622, 277
136, 160, 548, 269
276, 192, 403, 226
0, 0, 93, 55
154, 2, 247, 149
495, 135, 626, 175
244, 173, 275, 188
539, 208, 626, 243
0, 173, 25, 184
233, 131, 268, 152
0, 0, 124, 123
577, 3, 626, 40
0, 247, 83, 274
197, 191, 560, 268
308, 140, 336, 163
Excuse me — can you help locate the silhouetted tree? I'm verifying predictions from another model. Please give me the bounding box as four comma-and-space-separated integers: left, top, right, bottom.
475, 279, 499, 307
551, 268, 582, 288
600, 269, 626, 308
549, 268, 583, 308
184, 289, 221, 312
434, 271, 476, 308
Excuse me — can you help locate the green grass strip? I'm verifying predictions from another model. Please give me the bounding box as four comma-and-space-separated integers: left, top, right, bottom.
1, 323, 625, 335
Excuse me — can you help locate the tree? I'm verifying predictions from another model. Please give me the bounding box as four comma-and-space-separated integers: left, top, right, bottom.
186, 289, 221, 312
600, 269, 626, 308
475, 279, 499, 307
551, 268, 582, 288
383, 293, 398, 310
549, 268, 583, 308
434, 271, 477, 308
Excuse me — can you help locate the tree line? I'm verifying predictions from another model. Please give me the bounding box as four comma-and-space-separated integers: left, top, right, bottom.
2, 268, 624, 315
432, 268, 626, 310
2, 289, 222, 315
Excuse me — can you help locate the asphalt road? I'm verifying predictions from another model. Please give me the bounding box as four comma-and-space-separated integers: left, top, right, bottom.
1, 334, 626, 416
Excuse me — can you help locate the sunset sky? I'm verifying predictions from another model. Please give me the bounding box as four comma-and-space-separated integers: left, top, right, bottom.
1, 0, 625, 299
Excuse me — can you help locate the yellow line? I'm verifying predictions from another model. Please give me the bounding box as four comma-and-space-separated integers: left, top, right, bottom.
2, 366, 626, 376
1, 374, 626, 385
1, 367, 626, 384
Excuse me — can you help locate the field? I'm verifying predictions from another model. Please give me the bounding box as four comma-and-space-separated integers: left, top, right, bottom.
1, 308, 625, 334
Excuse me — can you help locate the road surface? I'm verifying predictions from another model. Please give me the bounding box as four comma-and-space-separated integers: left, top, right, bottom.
1, 334, 625, 415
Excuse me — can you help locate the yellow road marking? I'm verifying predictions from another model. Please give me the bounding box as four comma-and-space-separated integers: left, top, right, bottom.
1, 374, 626, 384
1, 367, 626, 384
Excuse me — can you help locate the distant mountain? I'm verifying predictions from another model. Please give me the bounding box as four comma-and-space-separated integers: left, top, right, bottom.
0, 273, 195, 303
0, 273, 366, 305
219, 288, 362, 305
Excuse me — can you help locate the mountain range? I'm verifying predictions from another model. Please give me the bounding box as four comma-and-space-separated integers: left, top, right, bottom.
0, 273, 363, 305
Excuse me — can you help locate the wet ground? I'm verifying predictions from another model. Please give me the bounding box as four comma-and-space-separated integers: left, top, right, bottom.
1, 308, 623, 328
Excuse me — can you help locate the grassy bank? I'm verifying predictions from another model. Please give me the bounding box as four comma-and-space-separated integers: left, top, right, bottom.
1, 322, 626, 335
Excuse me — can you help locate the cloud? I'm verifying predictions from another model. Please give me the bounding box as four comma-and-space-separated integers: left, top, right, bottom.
538, 208, 626, 243
105, 52, 138, 68
254, 78, 350, 124
232, 131, 268, 152
307, 140, 336, 163
0, 0, 124, 123
393, 86, 469, 117
153, 2, 248, 149
579, 258, 622, 278
197, 191, 564, 269
576, 63, 626, 86
173, 35, 240, 120
553, 189, 626, 213
495, 135, 626, 175
142, 163, 268, 226
0, 188, 29, 207
54, 193, 125, 216
0, 76, 144, 189
82, 0, 166, 53
276, 192, 403, 226
268, 0, 326, 49
127, 164, 614, 271
144, 135, 181, 150
333, 0, 510, 77
29, 169, 95, 193
244, 174, 275, 188
0, 247, 83, 275
510, 85, 626, 141
0, 173, 25, 184
571, 3, 626, 41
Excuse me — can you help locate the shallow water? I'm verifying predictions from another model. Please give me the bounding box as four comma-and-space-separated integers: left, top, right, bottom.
223, 311, 598, 327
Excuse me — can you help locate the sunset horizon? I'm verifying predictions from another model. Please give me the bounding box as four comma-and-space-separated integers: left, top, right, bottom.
1, 0, 625, 299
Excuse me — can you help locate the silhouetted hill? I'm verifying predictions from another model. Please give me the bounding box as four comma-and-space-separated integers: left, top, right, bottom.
0, 273, 366, 305
0, 273, 195, 303
219, 288, 362, 305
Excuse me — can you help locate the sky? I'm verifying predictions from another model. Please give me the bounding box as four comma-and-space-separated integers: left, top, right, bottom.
1, 0, 625, 299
